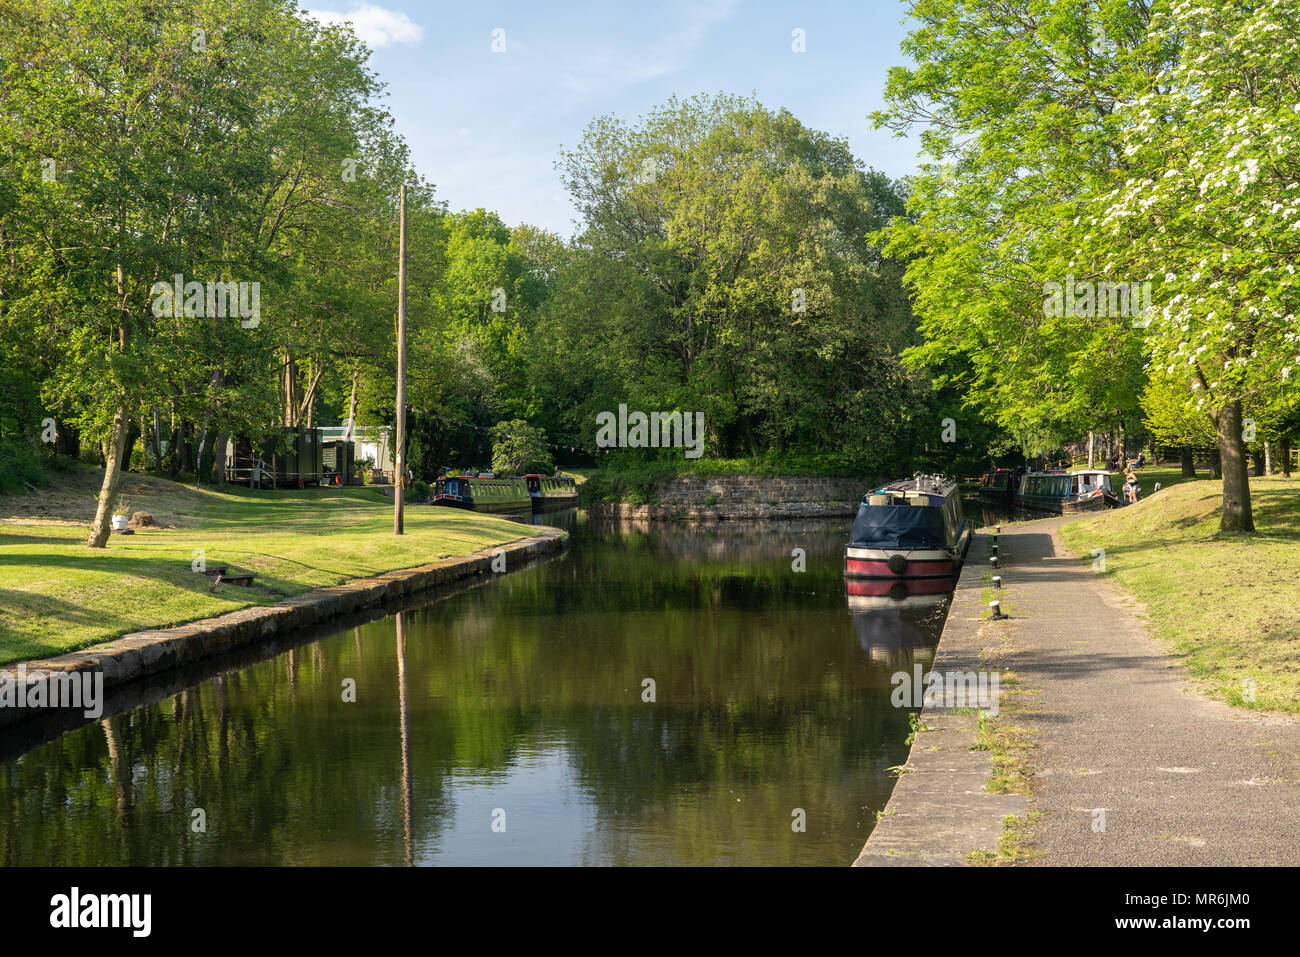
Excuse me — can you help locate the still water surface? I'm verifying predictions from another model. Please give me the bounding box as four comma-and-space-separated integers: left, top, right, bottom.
0, 513, 952, 866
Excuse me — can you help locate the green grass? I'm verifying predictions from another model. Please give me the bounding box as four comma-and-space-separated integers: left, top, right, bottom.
0, 468, 545, 664
1061, 473, 1300, 713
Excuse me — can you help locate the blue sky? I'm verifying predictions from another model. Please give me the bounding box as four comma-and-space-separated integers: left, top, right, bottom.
302, 1, 922, 237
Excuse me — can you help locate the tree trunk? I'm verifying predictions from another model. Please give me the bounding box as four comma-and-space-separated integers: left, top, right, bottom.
122, 419, 140, 471
178, 420, 193, 473
1181, 445, 1196, 478
1251, 445, 1264, 478
1087, 431, 1095, 468
1215, 399, 1255, 533
1264, 441, 1272, 476
87, 405, 130, 548
210, 431, 228, 484
166, 407, 181, 475
346, 368, 358, 436
151, 407, 163, 470
1281, 436, 1293, 478
283, 349, 298, 428
1210, 446, 1222, 479
194, 370, 224, 487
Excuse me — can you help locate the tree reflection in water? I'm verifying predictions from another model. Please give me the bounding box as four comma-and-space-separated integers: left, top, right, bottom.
0, 514, 949, 866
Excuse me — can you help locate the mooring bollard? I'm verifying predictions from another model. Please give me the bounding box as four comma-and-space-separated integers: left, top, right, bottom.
995, 525, 1002, 534
989, 599, 1007, 620
992, 575, 1002, 589
990, 555, 999, 569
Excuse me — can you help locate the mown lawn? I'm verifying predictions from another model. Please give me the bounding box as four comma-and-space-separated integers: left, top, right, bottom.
1061, 473, 1300, 713
0, 469, 543, 664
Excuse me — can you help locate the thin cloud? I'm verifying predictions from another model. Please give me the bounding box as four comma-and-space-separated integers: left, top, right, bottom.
305, 3, 424, 48
559, 0, 742, 96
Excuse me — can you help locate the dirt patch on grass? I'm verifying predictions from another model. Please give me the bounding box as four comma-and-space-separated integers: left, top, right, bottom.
0, 467, 203, 529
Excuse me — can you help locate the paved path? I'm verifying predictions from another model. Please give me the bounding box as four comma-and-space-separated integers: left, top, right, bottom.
855, 535, 1025, 867
1001, 517, 1300, 865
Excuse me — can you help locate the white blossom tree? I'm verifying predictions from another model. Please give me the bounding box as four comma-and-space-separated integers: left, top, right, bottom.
1083, 0, 1300, 532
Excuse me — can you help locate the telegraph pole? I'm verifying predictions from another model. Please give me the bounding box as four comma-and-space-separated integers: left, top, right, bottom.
394, 183, 407, 535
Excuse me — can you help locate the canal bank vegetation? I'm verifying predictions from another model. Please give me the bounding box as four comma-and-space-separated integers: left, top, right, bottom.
970, 671, 1043, 865
0, 468, 538, 665
1061, 476, 1300, 714
880, 0, 1300, 534
0, 0, 1004, 532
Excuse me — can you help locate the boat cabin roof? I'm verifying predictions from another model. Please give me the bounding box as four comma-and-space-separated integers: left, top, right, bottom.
863, 475, 958, 507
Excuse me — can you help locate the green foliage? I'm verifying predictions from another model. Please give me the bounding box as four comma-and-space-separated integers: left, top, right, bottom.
1086, 0, 1300, 428
0, 441, 46, 494
876, 0, 1166, 452
489, 419, 552, 475
534, 93, 921, 467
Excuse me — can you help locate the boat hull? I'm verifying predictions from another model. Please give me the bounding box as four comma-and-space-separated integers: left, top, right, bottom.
432, 475, 533, 513
431, 495, 531, 514
525, 474, 579, 510
845, 576, 957, 600
1012, 492, 1108, 514
842, 477, 972, 600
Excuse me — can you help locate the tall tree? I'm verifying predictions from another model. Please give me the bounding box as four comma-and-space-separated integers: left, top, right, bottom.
548, 93, 916, 467
1082, 0, 1300, 531
874, 0, 1169, 457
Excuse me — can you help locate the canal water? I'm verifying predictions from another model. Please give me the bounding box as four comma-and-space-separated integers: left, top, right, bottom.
0, 513, 952, 866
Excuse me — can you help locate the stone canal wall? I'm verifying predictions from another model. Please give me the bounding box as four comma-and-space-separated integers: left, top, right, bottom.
0, 529, 568, 731
588, 474, 870, 521
853, 530, 1027, 866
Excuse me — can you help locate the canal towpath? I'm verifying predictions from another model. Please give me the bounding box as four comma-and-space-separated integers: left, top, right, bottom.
1007, 516, 1300, 865
859, 514, 1300, 865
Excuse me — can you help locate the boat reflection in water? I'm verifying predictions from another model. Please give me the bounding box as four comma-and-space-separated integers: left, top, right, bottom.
524, 506, 579, 531
846, 582, 949, 670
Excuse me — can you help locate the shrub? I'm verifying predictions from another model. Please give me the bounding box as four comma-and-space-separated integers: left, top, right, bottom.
0, 442, 48, 494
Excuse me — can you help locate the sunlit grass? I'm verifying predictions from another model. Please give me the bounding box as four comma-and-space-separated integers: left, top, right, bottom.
0, 470, 541, 663
1061, 474, 1300, 713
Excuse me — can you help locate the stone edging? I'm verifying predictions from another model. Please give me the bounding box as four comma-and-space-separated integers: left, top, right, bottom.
852, 531, 1027, 866
585, 473, 873, 521
587, 502, 859, 521
0, 530, 568, 730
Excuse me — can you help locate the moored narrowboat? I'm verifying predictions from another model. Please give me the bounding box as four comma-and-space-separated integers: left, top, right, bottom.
524, 473, 579, 509
431, 474, 532, 513
978, 468, 1022, 504
1013, 469, 1120, 514
844, 475, 972, 599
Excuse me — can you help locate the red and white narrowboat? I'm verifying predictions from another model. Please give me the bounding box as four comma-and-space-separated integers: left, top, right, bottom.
844, 475, 972, 599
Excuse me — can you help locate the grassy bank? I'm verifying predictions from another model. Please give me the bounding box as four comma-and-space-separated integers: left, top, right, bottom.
1060, 473, 1300, 713
0, 467, 542, 664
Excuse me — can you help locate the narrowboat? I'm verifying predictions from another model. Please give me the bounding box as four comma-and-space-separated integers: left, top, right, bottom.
431, 474, 532, 513
1013, 469, 1120, 514
524, 473, 578, 510
844, 475, 972, 600
978, 468, 1022, 504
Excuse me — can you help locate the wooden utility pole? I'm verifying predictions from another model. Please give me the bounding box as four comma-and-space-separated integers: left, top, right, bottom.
394, 183, 407, 535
